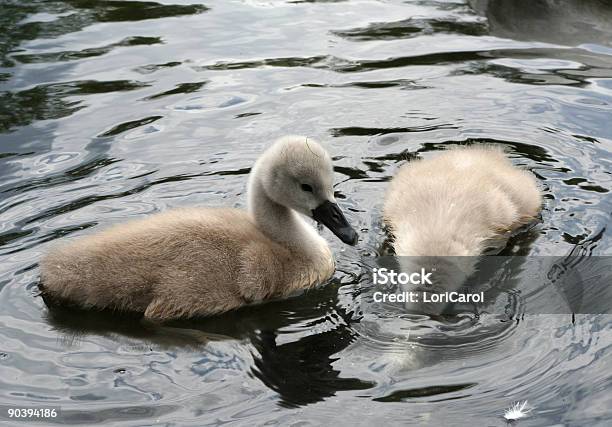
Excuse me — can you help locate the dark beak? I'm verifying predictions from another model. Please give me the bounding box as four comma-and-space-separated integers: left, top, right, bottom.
312, 200, 359, 246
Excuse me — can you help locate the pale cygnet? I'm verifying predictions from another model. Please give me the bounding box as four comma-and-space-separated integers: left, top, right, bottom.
383, 146, 542, 314
40, 136, 358, 321
384, 146, 542, 258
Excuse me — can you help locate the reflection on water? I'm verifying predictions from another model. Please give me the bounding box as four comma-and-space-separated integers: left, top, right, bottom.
0, 0, 611, 425
469, 0, 612, 46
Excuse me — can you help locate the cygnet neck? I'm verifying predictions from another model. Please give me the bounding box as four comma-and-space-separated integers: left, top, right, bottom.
247, 168, 325, 255
393, 221, 484, 257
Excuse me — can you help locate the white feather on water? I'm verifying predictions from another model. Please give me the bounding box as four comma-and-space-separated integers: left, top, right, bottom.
503, 400, 534, 421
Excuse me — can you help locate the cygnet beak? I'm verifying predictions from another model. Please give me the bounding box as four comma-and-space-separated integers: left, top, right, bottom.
311, 200, 359, 246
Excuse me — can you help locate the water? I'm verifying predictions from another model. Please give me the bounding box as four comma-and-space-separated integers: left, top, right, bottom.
1, 0, 611, 425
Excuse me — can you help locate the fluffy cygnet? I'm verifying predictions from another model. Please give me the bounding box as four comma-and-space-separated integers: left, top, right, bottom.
384, 146, 542, 258
40, 136, 358, 321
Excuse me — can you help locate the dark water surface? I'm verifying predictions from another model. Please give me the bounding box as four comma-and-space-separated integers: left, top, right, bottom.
1, 0, 611, 425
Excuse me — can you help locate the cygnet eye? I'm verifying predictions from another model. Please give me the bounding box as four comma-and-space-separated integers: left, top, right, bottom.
300, 183, 313, 192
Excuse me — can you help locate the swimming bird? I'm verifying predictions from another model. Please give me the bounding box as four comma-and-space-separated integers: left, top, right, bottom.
40, 136, 358, 321
384, 146, 542, 258
382, 146, 542, 315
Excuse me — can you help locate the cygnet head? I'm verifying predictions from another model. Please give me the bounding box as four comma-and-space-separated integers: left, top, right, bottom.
251, 135, 359, 245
